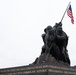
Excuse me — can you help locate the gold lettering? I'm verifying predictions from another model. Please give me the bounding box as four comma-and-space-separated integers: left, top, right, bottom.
42, 65, 48, 68
64, 71, 76, 74
48, 69, 63, 73
36, 69, 47, 73
31, 70, 35, 73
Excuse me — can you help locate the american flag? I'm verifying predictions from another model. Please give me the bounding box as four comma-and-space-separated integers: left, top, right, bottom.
67, 4, 74, 24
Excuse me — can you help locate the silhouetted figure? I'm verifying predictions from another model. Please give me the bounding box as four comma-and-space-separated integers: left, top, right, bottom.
41, 26, 60, 60
53, 22, 70, 65
41, 26, 53, 54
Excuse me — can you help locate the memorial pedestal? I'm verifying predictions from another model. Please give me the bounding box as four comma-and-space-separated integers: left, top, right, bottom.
0, 63, 76, 75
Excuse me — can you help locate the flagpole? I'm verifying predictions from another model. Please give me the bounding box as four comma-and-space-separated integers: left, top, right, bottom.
60, 2, 71, 23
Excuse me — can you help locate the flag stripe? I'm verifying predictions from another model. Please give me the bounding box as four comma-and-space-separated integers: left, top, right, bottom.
67, 10, 73, 18
67, 4, 74, 24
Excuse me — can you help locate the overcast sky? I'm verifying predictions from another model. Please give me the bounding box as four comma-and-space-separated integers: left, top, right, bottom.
0, 0, 76, 68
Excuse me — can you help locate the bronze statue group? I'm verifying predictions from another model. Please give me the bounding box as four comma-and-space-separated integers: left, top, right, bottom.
41, 22, 70, 65
31, 22, 70, 65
